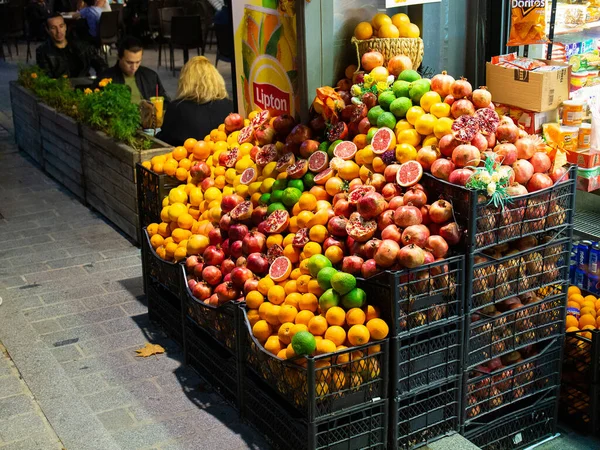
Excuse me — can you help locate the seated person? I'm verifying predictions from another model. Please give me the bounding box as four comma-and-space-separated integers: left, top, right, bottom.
36, 14, 108, 78
72, 0, 102, 40
98, 36, 170, 104
157, 56, 232, 147
96, 0, 111, 12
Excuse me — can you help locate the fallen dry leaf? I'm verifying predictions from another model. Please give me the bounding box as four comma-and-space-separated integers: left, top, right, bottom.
135, 343, 165, 357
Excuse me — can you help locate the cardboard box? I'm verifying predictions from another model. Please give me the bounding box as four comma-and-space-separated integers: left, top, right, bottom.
486, 60, 570, 112
576, 166, 600, 192
496, 103, 559, 135
567, 149, 600, 169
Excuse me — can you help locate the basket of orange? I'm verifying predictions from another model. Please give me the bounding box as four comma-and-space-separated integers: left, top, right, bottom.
351, 12, 424, 71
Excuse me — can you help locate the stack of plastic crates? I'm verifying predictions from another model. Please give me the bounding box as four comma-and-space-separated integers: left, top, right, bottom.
358, 256, 465, 449
135, 163, 178, 230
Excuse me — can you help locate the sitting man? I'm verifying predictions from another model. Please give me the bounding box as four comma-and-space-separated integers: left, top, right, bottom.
36, 14, 107, 78
98, 36, 170, 104
72, 0, 102, 41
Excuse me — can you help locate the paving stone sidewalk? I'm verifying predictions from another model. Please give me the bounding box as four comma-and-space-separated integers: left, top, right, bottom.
0, 110, 267, 447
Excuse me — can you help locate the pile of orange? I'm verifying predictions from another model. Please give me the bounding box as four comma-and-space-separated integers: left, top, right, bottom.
354, 13, 420, 40
565, 285, 600, 339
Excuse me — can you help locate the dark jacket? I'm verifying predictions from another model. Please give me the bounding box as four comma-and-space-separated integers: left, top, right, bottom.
36, 39, 107, 78
97, 64, 170, 103
157, 98, 233, 146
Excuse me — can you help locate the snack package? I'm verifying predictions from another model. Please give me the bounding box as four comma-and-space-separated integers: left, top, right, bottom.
508, 1, 549, 46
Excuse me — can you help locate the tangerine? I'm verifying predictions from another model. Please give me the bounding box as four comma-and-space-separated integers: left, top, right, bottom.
308, 315, 328, 336
295, 310, 315, 325
246, 291, 264, 309
172, 146, 187, 161
366, 318, 389, 340
346, 308, 366, 326
326, 306, 346, 326
325, 326, 346, 346
279, 304, 298, 323
348, 325, 370, 346
354, 21, 373, 39
252, 320, 272, 342
580, 314, 597, 329
565, 315, 579, 329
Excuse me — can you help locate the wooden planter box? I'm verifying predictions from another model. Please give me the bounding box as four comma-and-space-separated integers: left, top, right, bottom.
81, 126, 171, 243
38, 103, 85, 201
9, 81, 42, 166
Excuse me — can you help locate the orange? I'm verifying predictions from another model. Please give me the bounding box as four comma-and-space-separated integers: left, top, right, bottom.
330, 369, 347, 392
346, 308, 366, 326
568, 286, 581, 297
155, 246, 166, 260
366, 318, 389, 340
354, 21, 373, 40
348, 325, 370, 346
186, 235, 209, 255
284, 280, 298, 296
581, 307, 596, 318
268, 285, 286, 305
324, 246, 344, 265
266, 234, 284, 248
172, 146, 187, 161
371, 12, 392, 30
326, 307, 346, 327
147, 223, 159, 236
265, 305, 281, 326
596, 316, 600, 329
152, 162, 164, 173
308, 279, 325, 296
277, 349, 287, 360
325, 326, 346, 346
177, 213, 194, 230
582, 324, 596, 339
171, 228, 191, 244
566, 315, 579, 329
596, 299, 600, 311
184, 138, 198, 152
378, 23, 400, 38
193, 141, 211, 160
308, 315, 328, 336
364, 305, 380, 321
278, 322, 295, 345
309, 186, 329, 200
163, 159, 178, 176
252, 320, 272, 342
285, 343, 297, 360
299, 293, 318, 312
316, 339, 337, 355
303, 242, 322, 258
566, 326, 580, 333
257, 277, 275, 296
278, 305, 298, 323
283, 245, 301, 263
290, 268, 303, 280
290, 323, 308, 338
246, 291, 264, 309
334, 346, 350, 364
247, 309, 260, 327
264, 335, 282, 355
150, 234, 164, 249
157, 222, 170, 238
295, 310, 315, 326
175, 168, 188, 181
569, 294, 585, 305
308, 225, 329, 243
391, 13, 410, 28
567, 301, 581, 310
296, 275, 312, 294
178, 158, 192, 171
585, 295, 597, 303
258, 302, 272, 320
284, 292, 302, 309
142, 160, 152, 169
298, 193, 317, 211
579, 314, 597, 329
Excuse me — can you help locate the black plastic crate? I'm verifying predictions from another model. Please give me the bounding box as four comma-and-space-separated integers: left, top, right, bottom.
464, 397, 557, 450
391, 378, 461, 449
559, 381, 600, 436
421, 164, 576, 252
242, 371, 388, 450
358, 255, 464, 337
180, 265, 239, 352
392, 319, 463, 397
147, 282, 183, 345
464, 338, 562, 424
468, 233, 571, 314
135, 163, 179, 230
466, 284, 566, 368
184, 319, 240, 408
141, 228, 182, 299
563, 328, 600, 385
240, 308, 389, 422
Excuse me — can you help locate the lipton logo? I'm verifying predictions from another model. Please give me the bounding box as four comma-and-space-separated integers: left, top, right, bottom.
253, 83, 290, 116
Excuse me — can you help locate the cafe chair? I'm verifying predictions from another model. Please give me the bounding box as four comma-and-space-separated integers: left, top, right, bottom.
214, 22, 232, 68
169, 15, 203, 76
197, 0, 215, 54
157, 6, 183, 70
97, 10, 120, 62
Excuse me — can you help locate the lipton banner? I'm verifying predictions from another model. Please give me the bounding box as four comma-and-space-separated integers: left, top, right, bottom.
385, 0, 441, 7
232, 0, 298, 118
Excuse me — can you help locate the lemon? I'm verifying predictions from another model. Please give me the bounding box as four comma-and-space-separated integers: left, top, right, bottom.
168, 188, 187, 205
203, 187, 222, 202
370, 66, 389, 83
395, 143, 418, 163
394, 120, 413, 135
415, 113, 437, 136
430, 102, 451, 118
422, 134, 439, 147
406, 106, 425, 125
167, 203, 188, 222
397, 129, 421, 147
261, 177, 276, 193
420, 91, 442, 113
434, 117, 454, 139
261, 162, 278, 178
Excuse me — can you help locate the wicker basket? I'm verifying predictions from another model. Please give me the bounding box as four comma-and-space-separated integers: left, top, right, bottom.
351, 37, 424, 71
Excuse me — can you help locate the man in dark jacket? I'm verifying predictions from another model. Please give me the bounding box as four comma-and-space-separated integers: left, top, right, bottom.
97, 36, 170, 104
36, 14, 107, 78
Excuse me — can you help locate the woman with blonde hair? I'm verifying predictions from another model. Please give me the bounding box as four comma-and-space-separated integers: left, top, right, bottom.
157, 56, 233, 146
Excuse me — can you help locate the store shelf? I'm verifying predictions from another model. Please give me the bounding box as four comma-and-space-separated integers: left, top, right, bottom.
574, 210, 600, 240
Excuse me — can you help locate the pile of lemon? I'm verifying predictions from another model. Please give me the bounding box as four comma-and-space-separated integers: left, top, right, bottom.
354, 12, 420, 40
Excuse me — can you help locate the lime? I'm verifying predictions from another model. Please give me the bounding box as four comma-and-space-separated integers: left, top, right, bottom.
267, 202, 286, 215
341, 288, 367, 309
287, 179, 304, 192
271, 189, 284, 203
291, 330, 316, 355
399, 69, 421, 83
390, 97, 412, 119
318, 141, 329, 152
259, 193, 271, 205
307, 254, 332, 278
367, 127, 378, 142
317, 267, 338, 290
367, 106, 385, 126
330, 272, 357, 295
303, 172, 315, 189
392, 80, 411, 98
378, 91, 397, 111
318, 289, 340, 312
328, 140, 343, 159
377, 111, 397, 129
272, 179, 288, 192
409, 79, 431, 104
262, 0, 278, 8
281, 187, 302, 207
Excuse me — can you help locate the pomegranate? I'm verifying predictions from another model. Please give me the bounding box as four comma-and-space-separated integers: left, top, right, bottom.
221, 258, 235, 275
448, 168, 474, 186
444, 94, 455, 105
452, 144, 481, 167
202, 265, 222, 286
215, 282, 239, 304
221, 194, 244, 213
401, 224, 430, 247
506, 182, 528, 197
403, 188, 427, 208
451, 99, 476, 118
228, 223, 249, 242
346, 212, 377, 242
375, 239, 401, 268
431, 158, 456, 181
421, 205, 432, 225
190, 161, 211, 183
427, 235, 449, 258
229, 240, 244, 259
333, 199, 353, 218
387, 55, 413, 76
512, 159, 534, 185
429, 200, 453, 224
529, 152, 551, 173
381, 224, 402, 241
397, 244, 425, 268
377, 210, 396, 231
496, 118, 519, 143
242, 231, 266, 254
549, 165, 568, 183
370, 173, 386, 191
192, 282, 212, 301
362, 92, 377, 109
255, 126, 276, 145
439, 135, 460, 157
499, 165, 516, 184
251, 205, 268, 225
388, 195, 404, 210
358, 117, 371, 135
485, 133, 497, 149
494, 143, 518, 166
246, 253, 269, 275
361, 50, 384, 72
236, 256, 247, 267
431, 71, 455, 97
439, 222, 461, 245
361, 259, 380, 278
471, 133, 488, 152
193, 261, 205, 278
423, 251, 435, 264
323, 236, 345, 251
384, 164, 402, 183
472, 86, 492, 108
200, 177, 215, 191
416, 146, 439, 170
224, 113, 244, 132
451, 77, 473, 99
286, 124, 312, 145
382, 182, 402, 201
272, 114, 296, 138
527, 173, 553, 192
363, 239, 381, 259
244, 277, 259, 294
299, 140, 320, 159
219, 213, 233, 231
394, 205, 423, 228
357, 192, 387, 220
208, 227, 223, 246
342, 255, 364, 275
328, 216, 349, 237
230, 266, 253, 289
203, 245, 225, 266
185, 255, 200, 273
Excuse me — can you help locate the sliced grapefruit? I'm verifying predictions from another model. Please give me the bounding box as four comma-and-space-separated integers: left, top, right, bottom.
240, 167, 258, 185
308, 151, 329, 173
333, 141, 357, 160
396, 160, 423, 187
314, 167, 334, 185
371, 127, 396, 154
269, 256, 292, 282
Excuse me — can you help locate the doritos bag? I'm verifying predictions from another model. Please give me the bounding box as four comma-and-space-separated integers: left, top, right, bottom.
508, 0, 549, 46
